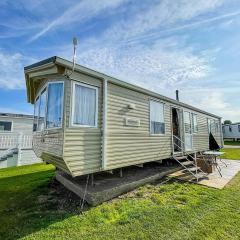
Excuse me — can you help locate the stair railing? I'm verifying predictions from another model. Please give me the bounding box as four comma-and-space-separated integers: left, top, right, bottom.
172, 135, 207, 182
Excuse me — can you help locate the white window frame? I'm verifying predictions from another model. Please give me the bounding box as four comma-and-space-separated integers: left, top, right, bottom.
34, 84, 47, 132
71, 81, 98, 128
0, 120, 13, 132
192, 113, 198, 134
33, 80, 64, 132
149, 99, 165, 136
46, 81, 64, 130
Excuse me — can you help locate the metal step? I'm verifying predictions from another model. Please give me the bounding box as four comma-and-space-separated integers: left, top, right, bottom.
192, 173, 208, 180
184, 166, 201, 172
175, 156, 188, 161
181, 161, 194, 166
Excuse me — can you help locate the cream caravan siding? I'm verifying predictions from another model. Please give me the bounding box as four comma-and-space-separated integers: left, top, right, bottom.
192, 114, 209, 151
63, 73, 103, 177
0, 116, 33, 134
33, 129, 67, 171
106, 83, 172, 169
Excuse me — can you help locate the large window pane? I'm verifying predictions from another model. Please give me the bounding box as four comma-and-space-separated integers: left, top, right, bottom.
38, 88, 46, 131
46, 82, 64, 128
73, 83, 97, 127
33, 96, 40, 132
150, 101, 165, 134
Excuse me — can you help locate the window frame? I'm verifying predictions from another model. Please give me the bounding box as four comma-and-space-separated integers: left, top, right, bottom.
149, 99, 165, 136
33, 80, 64, 132
46, 81, 65, 130
37, 86, 47, 131
0, 120, 13, 132
71, 81, 98, 128
191, 113, 198, 134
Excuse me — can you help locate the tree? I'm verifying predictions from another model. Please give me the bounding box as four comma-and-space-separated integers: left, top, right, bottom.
224, 120, 232, 124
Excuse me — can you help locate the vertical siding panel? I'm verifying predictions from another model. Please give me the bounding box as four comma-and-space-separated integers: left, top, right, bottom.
63, 73, 103, 176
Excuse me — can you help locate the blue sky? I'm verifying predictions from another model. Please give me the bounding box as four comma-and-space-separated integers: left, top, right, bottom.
1, 0, 240, 121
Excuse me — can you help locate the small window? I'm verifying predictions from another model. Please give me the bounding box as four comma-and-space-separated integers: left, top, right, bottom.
72, 82, 98, 127
222, 126, 225, 133
46, 82, 64, 129
192, 114, 198, 133
150, 100, 165, 134
229, 125, 232, 132
0, 121, 12, 131
238, 125, 240, 132
38, 88, 47, 131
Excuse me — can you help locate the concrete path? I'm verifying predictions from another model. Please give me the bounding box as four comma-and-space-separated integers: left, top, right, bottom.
224, 145, 240, 148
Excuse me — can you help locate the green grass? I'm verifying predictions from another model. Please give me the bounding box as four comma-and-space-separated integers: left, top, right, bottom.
221, 148, 240, 160
0, 163, 240, 240
224, 140, 240, 146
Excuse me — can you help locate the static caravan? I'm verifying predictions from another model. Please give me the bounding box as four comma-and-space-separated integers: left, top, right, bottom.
24, 56, 223, 178
222, 123, 240, 141
0, 112, 41, 168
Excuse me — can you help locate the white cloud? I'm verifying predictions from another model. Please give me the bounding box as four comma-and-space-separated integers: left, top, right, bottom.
103, 0, 225, 43
78, 40, 213, 93
29, 0, 128, 42
0, 52, 35, 89
180, 89, 240, 122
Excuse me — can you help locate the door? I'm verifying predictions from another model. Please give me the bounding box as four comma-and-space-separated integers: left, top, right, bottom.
184, 111, 193, 151
171, 107, 182, 153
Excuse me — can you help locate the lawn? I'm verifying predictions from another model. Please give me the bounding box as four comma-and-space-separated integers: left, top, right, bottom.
224, 140, 240, 146
0, 163, 240, 240
221, 148, 240, 160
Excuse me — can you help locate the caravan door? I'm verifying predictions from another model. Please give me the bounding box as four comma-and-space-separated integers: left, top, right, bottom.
184, 111, 193, 151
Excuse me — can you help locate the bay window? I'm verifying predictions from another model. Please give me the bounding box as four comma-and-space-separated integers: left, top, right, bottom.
72, 82, 98, 127
46, 82, 64, 128
33, 81, 64, 131
150, 100, 165, 134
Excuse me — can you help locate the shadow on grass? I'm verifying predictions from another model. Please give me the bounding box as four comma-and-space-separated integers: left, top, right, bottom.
0, 169, 83, 240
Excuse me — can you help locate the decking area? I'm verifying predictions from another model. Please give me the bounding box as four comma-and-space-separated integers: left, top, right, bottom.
168, 159, 240, 189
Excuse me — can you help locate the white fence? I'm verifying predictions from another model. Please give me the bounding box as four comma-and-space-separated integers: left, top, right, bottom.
0, 133, 33, 150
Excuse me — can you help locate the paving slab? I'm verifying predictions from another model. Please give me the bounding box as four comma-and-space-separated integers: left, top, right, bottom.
56, 163, 181, 206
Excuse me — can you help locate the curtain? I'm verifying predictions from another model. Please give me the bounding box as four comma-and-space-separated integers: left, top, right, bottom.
150, 101, 165, 134
46, 83, 63, 128
73, 84, 96, 126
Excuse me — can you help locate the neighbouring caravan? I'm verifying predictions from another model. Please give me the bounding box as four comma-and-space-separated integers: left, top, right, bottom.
24, 56, 223, 178
222, 123, 240, 141
0, 113, 41, 168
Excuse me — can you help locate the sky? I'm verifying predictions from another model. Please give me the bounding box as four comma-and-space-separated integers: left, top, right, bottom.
0, 0, 240, 122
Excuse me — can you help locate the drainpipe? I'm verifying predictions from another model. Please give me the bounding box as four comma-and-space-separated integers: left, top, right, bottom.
102, 78, 108, 170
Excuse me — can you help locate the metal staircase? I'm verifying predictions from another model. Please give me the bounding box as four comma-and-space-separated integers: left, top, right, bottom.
172, 135, 207, 182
